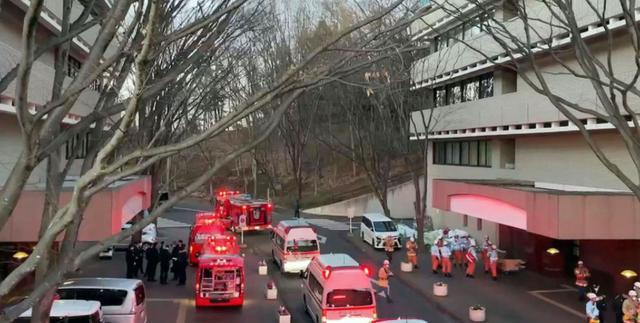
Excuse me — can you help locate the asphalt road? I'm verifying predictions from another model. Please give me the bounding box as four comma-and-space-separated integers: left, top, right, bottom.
78, 200, 457, 323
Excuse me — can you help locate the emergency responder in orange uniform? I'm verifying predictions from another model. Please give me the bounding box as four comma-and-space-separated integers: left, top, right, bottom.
384, 236, 395, 263
378, 259, 393, 303
465, 240, 477, 278
481, 236, 491, 274
452, 235, 463, 268
430, 241, 441, 275
575, 260, 591, 302
440, 243, 453, 277
622, 290, 637, 323
489, 244, 500, 281
406, 237, 418, 269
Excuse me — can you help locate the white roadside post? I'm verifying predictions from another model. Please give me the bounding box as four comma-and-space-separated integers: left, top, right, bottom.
347, 209, 354, 236
239, 214, 247, 247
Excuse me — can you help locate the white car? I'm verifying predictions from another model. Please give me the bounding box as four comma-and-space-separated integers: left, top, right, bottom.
98, 247, 114, 259
360, 213, 401, 249
17, 300, 104, 322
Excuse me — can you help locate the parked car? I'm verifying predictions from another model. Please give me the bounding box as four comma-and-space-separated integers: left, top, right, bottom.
360, 213, 401, 249
17, 300, 103, 322
57, 278, 147, 323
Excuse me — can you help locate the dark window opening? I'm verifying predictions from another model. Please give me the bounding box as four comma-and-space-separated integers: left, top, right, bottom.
434, 140, 491, 167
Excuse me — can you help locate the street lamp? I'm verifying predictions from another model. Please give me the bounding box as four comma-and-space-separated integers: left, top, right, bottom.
621, 270, 638, 279
12, 251, 28, 261
546, 248, 560, 255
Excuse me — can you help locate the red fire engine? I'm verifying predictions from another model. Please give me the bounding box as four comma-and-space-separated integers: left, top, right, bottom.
195, 234, 245, 307
195, 211, 231, 230
213, 189, 240, 214
188, 220, 226, 265
221, 194, 273, 232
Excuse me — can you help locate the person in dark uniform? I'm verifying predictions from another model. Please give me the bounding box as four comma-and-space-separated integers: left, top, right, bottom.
613, 292, 624, 323
171, 240, 182, 281
587, 284, 606, 323
159, 242, 171, 285
135, 243, 145, 276
176, 245, 188, 286
294, 199, 300, 218
145, 242, 159, 282
125, 243, 137, 278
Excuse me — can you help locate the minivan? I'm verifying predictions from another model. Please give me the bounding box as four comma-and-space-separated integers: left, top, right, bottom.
57, 278, 146, 323
303, 253, 377, 323
271, 219, 320, 274
17, 300, 103, 322
360, 213, 401, 249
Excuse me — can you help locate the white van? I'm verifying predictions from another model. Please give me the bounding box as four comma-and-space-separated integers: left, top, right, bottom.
360, 213, 401, 249
303, 253, 377, 323
272, 219, 320, 274
57, 278, 146, 323
17, 300, 103, 322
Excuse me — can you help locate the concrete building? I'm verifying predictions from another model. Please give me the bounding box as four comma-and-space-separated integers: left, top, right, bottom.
409, 0, 640, 293
0, 1, 151, 250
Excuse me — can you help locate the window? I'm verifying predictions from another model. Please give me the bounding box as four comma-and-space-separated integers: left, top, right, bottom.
435, 36, 448, 51
326, 289, 373, 307
67, 56, 81, 78
433, 140, 491, 167
432, 11, 495, 53
477, 218, 483, 231
65, 132, 90, 160
286, 239, 318, 253
373, 221, 397, 232
463, 214, 468, 227
308, 273, 324, 301
432, 72, 493, 108
57, 288, 128, 307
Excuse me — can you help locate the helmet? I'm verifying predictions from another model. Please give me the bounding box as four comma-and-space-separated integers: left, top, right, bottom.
383, 260, 390, 266
629, 290, 638, 297
587, 293, 597, 299
577, 260, 584, 265
634, 282, 640, 289
491, 245, 497, 250
410, 237, 415, 242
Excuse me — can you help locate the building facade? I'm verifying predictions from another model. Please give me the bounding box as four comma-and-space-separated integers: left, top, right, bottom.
0, 0, 151, 247
410, 0, 640, 293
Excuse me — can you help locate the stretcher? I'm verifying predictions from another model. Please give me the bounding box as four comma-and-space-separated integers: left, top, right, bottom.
498, 259, 526, 273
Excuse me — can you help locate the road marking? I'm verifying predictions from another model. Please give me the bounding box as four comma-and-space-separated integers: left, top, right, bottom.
528, 288, 583, 318
157, 217, 192, 228
317, 234, 327, 244
304, 218, 351, 231
173, 206, 210, 212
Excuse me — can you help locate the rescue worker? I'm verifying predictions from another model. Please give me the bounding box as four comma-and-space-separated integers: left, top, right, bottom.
159, 241, 171, 285
125, 243, 137, 278
622, 290, 638, 323
294, 199, 301, 218
135, 242, 145, 276
377, 259, 393, 303
176, 245, 188, 286
634, 281, 640, 295
574, 260, 591, 302
488, 244, 504, 281
451, 235, 463, 268
171, 240, 183, 281
465, 240, 477, 278
587, 284, 607, 323
384, 235, 395, 263
481, 236, 491, 274
461, 235, 471, 266
614, 293, 626, 323
440, 242, 453, 277
405, 237, 418, 269
430, 240, 441, 275
145, 242, 159, 282
586, 293, 600, 323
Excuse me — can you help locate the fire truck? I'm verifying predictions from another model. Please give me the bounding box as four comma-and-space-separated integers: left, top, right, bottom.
195, 234, 245, 307
222, 194, 273, 232
188, 220, 226, 265
213, 189, 240, 215
195, 211, 231, 230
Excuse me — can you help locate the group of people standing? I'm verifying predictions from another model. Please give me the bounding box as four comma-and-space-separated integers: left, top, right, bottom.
579, 260, 640, 323
125, 240, 188, 285
428, 234, 504, 280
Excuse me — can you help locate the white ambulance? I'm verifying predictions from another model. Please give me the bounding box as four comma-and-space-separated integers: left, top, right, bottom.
302, 253, 377, 323
271, 219, 320, 273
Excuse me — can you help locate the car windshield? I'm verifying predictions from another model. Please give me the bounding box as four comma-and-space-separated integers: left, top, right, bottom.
57, 288, 128, 307
326, 289, 373, 307
373, 221, 397, 232
286, 239, 318, 253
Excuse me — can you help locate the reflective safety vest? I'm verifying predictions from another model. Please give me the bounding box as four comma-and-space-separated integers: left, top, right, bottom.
575, 267, 590, 287
406, 241, 417, 256
465, 249, 477, 263
378, 267, 390, 288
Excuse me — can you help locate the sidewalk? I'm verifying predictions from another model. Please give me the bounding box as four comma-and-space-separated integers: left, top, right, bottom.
343, 234, 595, 323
